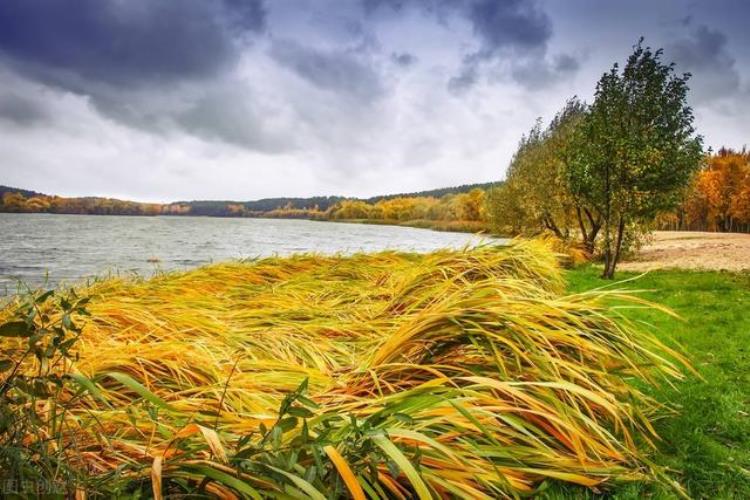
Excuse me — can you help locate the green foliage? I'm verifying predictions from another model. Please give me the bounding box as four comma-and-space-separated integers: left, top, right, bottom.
489, 98, 601, 250
567, 39, 703, 278
561, 267, 750, 499
0, 288, 91, 496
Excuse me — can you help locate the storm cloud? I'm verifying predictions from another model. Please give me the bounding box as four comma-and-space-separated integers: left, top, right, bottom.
270, 39, 386, 100
468, 0, 551, 54
0, 93, 48, 126
0, 0, 265, 86
0, 0, 747, 201
669, 25, 741, 102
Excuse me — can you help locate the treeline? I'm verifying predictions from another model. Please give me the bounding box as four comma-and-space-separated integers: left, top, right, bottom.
0, 185, 42, 199
0, 184, 491, 226
0, 191, 166, 215
364, 182, 496, 204
324, 189, 488, 231
660, 148, 750, 233
206, 189, 491, 231
182, 196, 347, 216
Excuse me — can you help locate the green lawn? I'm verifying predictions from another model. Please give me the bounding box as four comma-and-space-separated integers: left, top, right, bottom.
546, 267, 750, 499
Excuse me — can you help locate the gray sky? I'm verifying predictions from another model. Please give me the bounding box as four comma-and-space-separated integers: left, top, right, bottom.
0, 0, 748, 202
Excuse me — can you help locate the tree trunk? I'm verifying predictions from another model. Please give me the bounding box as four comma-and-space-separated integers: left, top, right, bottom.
543, 215, 564, 239
603, 217, 625, 279
576, 206, 589, 247
578, 207, 601, 256
601, 223, 612, 279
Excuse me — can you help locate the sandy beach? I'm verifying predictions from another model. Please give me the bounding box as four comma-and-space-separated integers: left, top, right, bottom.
620, 231, 750, 272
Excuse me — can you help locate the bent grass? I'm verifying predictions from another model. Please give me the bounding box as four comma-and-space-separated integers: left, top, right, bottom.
0, 239, 691, 497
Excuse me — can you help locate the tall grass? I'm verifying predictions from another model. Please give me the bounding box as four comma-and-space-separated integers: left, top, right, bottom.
0, 239, 690, 497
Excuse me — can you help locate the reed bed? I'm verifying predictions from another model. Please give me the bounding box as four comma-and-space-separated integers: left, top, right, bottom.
0, 239, 689, 498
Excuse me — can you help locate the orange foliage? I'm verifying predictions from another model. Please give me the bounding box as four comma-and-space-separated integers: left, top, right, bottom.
665, 148, 750, 232
327, 189, 488, 224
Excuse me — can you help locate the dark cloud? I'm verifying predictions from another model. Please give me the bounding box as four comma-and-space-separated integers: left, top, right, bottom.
554, 54, 579, 73
391, 52, 418, 67
671, 26, 734, 71
467, 0, 551, 55
222, 0, 266, 35
510, 53, 580, 89
363, 0, 561, 91
448, 57, 479, 93
0, 93, 47, 126
669, 25, 741, 102
363, 0, 463, 15
269, 39, 386, 100
0, 0, 270, 151
177, 86, 296, 153
364, 0, 551, 53
448, 0, 576, 92
0, 0, 265, 87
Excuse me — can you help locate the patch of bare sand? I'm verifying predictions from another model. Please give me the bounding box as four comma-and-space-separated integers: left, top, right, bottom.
619, 231, 750, 272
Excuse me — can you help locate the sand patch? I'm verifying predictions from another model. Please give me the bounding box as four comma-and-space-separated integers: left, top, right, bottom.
620, 231, 750, 272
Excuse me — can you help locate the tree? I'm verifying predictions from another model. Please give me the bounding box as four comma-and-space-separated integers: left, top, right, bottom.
568, 40, 703, 278
706, 149, 748, 231
489, 98, 602, 251
1, 192, 27, 212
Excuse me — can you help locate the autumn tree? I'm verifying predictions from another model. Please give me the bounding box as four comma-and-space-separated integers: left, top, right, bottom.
704, 149, 749, 231
568, 40, 703, 278
487, 182, 524, 235
489, 98, 602, 251
1, 192, 28, 212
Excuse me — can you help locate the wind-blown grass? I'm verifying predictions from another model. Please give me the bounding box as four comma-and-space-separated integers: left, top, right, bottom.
0, 239, 690, 497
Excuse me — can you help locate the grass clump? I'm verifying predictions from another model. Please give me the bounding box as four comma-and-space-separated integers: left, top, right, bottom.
0, 239, 691, 497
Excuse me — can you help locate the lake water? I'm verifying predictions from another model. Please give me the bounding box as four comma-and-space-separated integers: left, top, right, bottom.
0, 213, 496, 293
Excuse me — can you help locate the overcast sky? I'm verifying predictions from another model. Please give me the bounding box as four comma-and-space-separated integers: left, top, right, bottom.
0, 0, 748, 202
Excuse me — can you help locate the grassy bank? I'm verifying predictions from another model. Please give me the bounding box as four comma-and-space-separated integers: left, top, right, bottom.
552, 267, 750, 499
0, 241, 693, 497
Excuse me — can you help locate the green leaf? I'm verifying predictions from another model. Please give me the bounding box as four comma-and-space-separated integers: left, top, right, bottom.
264, 465, 326, 500
35, 290, 54, 304
278, 416, 298, 433
392, 412, 414, 425
102, 372, 173, 410
288, 406, 313, 418
0, 321, 32, 338
67, 373, 113, 408
271, 426, 282, 449
62, 314, 75, 330
372, 434, 432, 500
296, 395, 320, 409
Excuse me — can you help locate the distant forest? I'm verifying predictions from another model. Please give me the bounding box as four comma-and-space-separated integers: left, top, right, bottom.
0, 181, 498, 219
178, 181, 498, 215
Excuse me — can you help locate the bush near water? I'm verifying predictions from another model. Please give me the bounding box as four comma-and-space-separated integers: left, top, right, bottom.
0, 239, 690, 498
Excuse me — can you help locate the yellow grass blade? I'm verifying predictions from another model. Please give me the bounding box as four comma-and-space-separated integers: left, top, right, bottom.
324, 445, 367, 500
